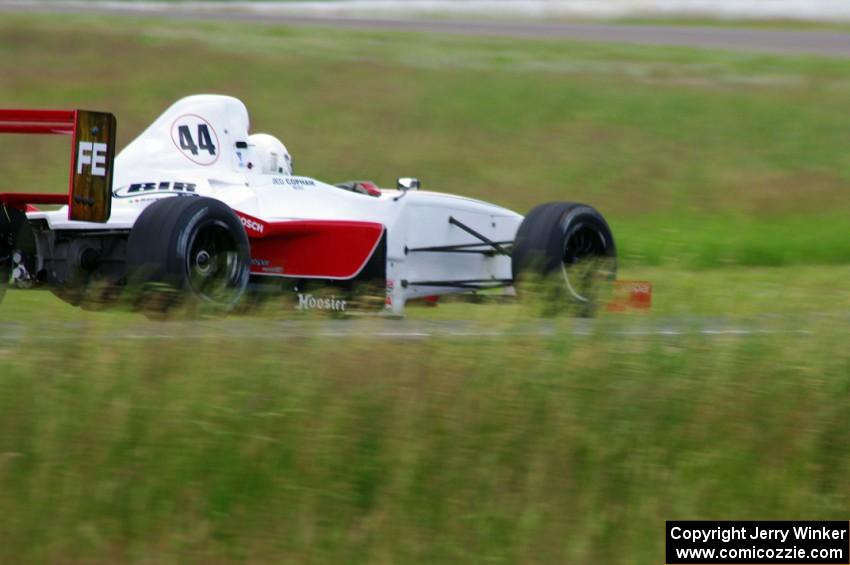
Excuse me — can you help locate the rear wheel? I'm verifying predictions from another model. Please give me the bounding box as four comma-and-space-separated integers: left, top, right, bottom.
126, 196, 250, 317
512, 202, 616, 316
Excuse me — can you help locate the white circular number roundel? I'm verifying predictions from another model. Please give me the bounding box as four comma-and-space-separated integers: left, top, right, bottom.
170, 114, 220, 166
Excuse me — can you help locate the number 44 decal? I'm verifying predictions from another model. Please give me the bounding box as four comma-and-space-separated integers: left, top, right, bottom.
178, 124, 216, 156
171, 115, 220, 165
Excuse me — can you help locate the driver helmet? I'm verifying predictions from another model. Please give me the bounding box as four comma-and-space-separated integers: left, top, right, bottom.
248, 133, 292, 175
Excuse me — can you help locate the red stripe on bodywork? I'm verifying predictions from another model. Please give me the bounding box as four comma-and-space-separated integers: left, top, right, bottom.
237, 212, 384, 280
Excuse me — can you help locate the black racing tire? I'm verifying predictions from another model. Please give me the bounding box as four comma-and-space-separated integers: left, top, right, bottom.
126, 196, 250, 317
511, 202, 616, 316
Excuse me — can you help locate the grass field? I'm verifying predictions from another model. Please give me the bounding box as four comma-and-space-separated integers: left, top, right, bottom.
2, 12, 850, 564
2, 313, 850, 563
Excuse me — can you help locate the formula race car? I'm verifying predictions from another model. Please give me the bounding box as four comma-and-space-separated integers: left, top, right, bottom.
0, 95, 622, 317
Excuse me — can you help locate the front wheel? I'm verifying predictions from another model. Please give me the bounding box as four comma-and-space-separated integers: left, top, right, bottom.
126, 196, 250, 317
511, 202, 616, 316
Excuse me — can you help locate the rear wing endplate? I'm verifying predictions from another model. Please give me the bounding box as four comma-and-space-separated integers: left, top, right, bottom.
0, 109, 117, 223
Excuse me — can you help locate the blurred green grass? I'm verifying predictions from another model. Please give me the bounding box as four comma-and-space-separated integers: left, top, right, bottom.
1, 14, 850, 268
2, 316, 850, 563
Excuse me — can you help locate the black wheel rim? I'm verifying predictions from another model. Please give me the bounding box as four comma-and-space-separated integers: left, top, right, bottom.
560, 222, 613, 303
185, 221, 245, 305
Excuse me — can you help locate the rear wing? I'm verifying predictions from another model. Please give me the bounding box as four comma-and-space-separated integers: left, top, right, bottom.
0, 109, 117, 223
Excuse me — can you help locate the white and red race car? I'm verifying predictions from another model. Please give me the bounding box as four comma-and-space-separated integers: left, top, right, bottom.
0, 95, 626, 316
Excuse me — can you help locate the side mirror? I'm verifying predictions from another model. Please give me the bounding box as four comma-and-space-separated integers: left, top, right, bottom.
397, 177, 420, 191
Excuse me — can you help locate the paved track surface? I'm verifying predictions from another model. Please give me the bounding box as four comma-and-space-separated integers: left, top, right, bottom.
0, 317, 819, 342
3, 2, 850, 58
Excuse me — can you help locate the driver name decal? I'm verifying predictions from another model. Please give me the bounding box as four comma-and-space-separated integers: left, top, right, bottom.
273, 177, 315, 189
